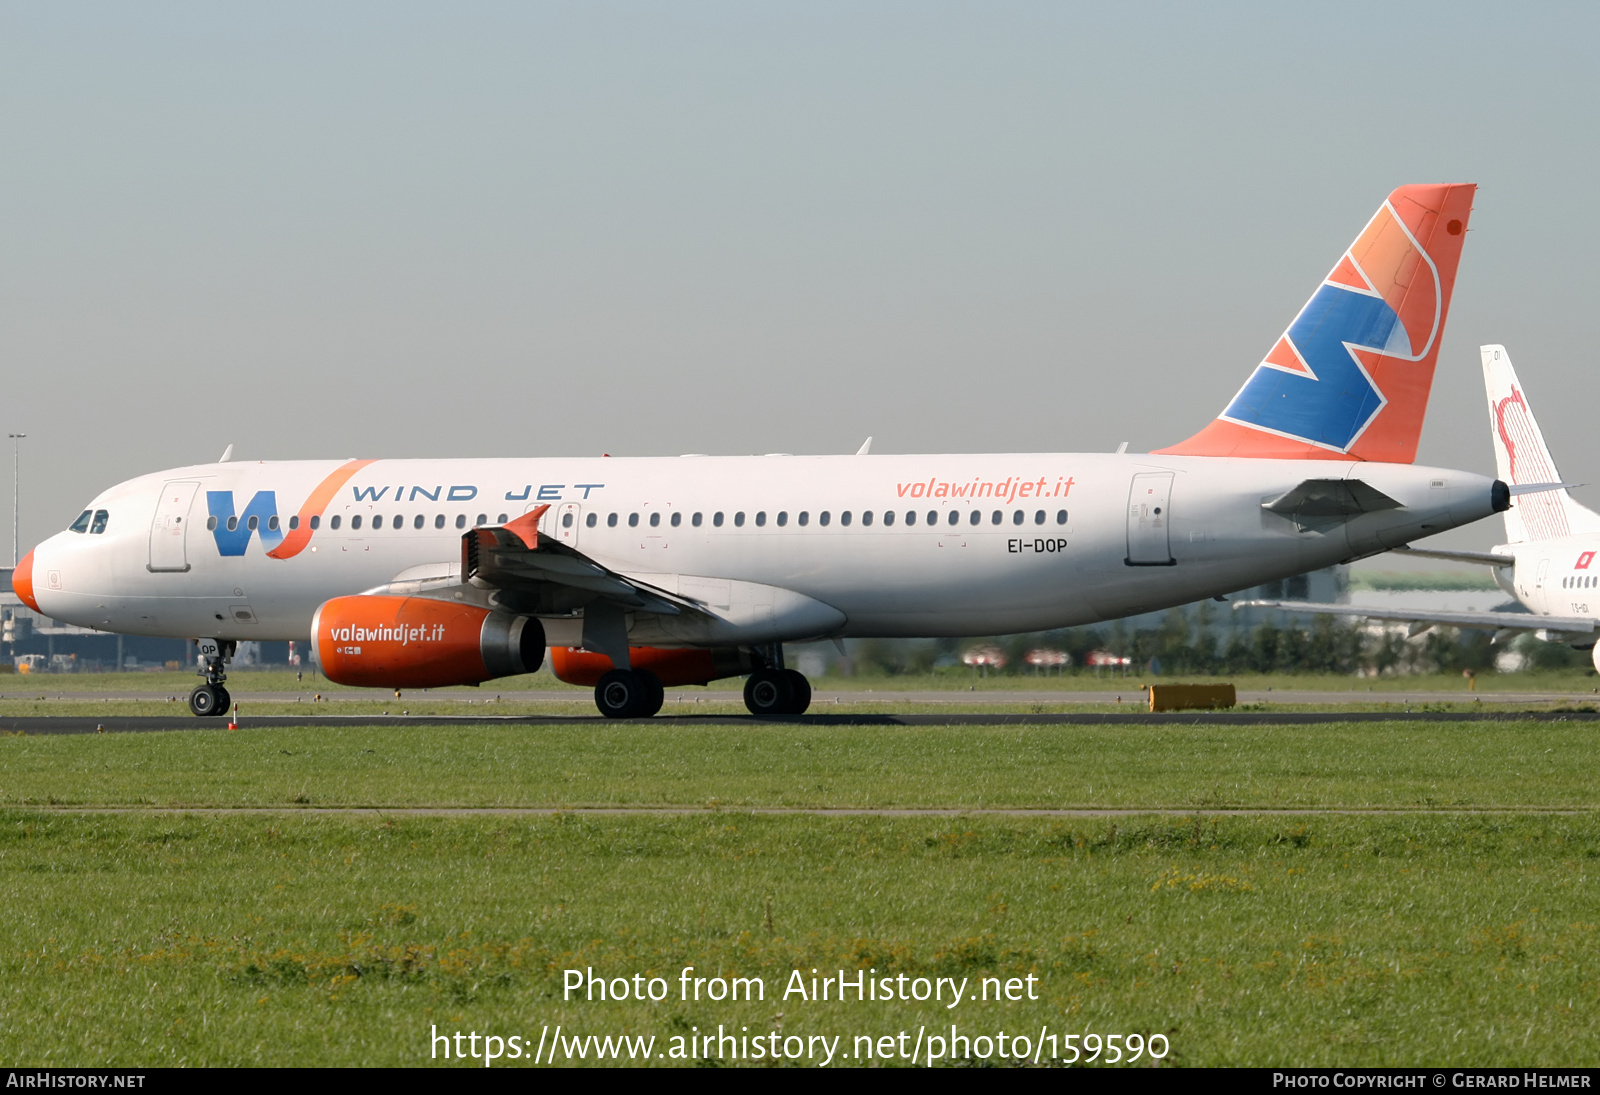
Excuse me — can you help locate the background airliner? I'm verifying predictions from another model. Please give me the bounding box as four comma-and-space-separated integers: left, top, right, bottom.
1243, 345, 1600, 665
13, 184, 1509, 718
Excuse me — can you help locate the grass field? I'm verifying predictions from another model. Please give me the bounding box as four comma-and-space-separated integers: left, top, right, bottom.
1, 718, 1597, 1067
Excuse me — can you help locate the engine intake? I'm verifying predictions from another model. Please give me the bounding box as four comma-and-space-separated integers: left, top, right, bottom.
312, 594, 544, 688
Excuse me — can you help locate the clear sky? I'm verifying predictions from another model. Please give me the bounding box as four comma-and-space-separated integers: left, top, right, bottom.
4, 2, 1597, 556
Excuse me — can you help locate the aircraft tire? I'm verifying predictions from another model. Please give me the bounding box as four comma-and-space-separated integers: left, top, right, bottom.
636, 669, 665, 717
188, 684, 227, 718
743, 669, 796, 717
783, 670, 812, 715
594, 669, 659, 718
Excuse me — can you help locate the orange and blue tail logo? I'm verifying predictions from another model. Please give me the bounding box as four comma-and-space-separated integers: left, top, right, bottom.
1157, 184, 1475, 463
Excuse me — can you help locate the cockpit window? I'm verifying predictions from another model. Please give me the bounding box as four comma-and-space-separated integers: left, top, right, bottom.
89, 510, 109, 535
69, 510, 93, 533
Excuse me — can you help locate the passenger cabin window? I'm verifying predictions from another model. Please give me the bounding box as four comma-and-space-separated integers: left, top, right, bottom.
905, 511, 916, 526
330, 515, 341, 530
607, 513, 618, 527
776, 511, 787, 527
860, 511, 872, 527
926, 511, 937, 525
991, 510, 1001, 525
671, 512, 682, 527
289, 515, 300, 530
373, 515, 384, 529
968, 510, 979, 526
69, 510, 92, 533
206, 516, 218, 531
247, 516, 258, 531
476, 514, 488, 526
714, 512, 724, 527
734, 512, 745, 527
841, 511, 852, 526
1056, 510, 1068, 524
414, 514, 425, 529
457, 515, 467, 529
562, 513, 574, 528
629, 513, 639, 528
1012, 510, 1024, 525
268, 515, 279, 531
798, 511, 809, 526
947, 510, 958, 527
436, 514, 446, 529
1034, 510, 1045, 525
350, 515, 362, 530
819, 511, 831, 527
226, 516, 239, 531
883, 511, 895, 526
755, 511, 766, 527
585, 513, 596, 528
692, 512, 703, 527
497, 513, 508, 523
649, 513, 660, 527
90, 510, 109, 534
310, 515, 321, 530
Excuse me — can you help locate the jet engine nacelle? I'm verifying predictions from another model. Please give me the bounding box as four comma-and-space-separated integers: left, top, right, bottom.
549, 645, 750, 688
312, 594, 544, 688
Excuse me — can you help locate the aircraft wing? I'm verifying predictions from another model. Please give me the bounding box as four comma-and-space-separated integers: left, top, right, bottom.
460, 505, 703, 618
1234, 599, 1596, 636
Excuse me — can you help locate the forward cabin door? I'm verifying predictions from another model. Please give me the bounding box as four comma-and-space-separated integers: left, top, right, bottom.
148, 481, 200, 573
1126, 472, 1175, 566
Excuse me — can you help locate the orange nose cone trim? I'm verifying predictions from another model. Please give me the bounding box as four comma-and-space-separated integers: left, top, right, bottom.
12, 549, 38, 612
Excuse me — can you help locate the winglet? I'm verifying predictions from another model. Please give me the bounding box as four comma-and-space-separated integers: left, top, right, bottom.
1156, 184, 1476, 462
501, 505, 550, 550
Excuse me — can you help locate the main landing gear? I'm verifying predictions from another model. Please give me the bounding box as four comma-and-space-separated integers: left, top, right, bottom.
743, 668, 811, 716
594, 668, 665, 719
188, 638, 235, 718
742, 644, 811, 716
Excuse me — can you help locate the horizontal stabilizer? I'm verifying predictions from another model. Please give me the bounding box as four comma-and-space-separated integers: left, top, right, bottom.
1234, 599, 1591, 634
1388, 545, 1514, 567
1263, 479, 1401, 519
1508, 481, 1580, 496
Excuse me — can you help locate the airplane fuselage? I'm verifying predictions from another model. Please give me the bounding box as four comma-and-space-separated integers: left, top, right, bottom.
28, 453, 1505, 646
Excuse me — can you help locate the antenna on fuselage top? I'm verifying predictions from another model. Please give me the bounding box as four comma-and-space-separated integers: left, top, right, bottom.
855, 437, 872, 456
1115, 441, 1129, 454
218, 444, 234, 463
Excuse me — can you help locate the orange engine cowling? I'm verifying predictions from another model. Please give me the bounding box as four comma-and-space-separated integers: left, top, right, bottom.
313, 595, 545, 688
549, 645, 750, 687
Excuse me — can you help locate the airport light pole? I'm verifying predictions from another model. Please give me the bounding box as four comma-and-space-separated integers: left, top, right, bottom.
9, 433, 23, 567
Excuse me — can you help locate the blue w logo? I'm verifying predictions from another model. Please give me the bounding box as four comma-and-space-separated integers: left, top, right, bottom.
1221, 284, 1405, 451
207, 491, 285, 556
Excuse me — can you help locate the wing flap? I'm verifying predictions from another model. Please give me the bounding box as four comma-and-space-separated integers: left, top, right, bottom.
1234, 599, 1592, 634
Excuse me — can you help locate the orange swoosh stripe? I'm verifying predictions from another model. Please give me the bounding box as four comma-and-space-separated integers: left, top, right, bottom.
266, 459, 378, 560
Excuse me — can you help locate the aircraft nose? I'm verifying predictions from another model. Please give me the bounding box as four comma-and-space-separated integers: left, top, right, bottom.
12, 548, 38, 612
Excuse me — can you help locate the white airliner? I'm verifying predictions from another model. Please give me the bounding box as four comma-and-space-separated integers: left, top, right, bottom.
1243, 345, 1600, 665
14, 184, 1510, 718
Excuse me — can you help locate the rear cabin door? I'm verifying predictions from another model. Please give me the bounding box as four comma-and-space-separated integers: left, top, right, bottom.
148, 481, 200, 573
1126, 472, 1176, 566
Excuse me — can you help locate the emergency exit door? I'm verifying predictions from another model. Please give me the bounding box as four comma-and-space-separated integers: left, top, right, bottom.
1126, 472, 1175, 566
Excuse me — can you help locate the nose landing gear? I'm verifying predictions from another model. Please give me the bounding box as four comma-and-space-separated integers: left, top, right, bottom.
188, 638, 235, 718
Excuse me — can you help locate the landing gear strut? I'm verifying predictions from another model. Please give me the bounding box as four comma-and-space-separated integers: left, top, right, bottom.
742, 643, 811, 716
593, 668, 665, 719
188, 638, 235, 718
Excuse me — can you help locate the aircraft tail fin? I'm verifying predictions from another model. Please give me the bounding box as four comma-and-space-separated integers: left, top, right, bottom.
1482, 344, 1600, 542
1156, 184, 1476, 462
